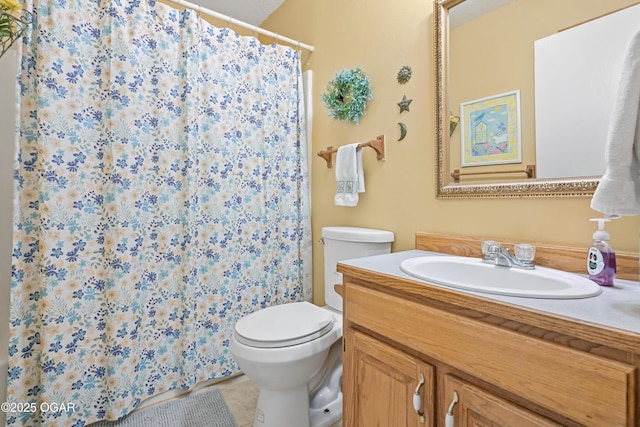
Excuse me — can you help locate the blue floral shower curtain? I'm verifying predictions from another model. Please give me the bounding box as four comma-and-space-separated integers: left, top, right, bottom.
7, 1, 311, 426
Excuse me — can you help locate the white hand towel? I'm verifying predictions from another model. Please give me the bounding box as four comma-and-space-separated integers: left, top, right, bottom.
356, 147, 365, 194
591, 29, 640, 216
335, 143, 365, 206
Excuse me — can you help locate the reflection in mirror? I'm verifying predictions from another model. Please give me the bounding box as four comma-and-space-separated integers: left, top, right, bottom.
535, 4, 640, 178
435, 0, 640, 198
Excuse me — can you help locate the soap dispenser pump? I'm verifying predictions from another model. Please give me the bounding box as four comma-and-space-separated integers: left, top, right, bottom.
587, 218, 616, 286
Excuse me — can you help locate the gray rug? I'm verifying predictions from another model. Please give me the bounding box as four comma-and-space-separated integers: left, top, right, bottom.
92, 389, 236, 427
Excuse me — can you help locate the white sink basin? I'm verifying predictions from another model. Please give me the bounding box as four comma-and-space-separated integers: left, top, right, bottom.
399, 256, 602, 299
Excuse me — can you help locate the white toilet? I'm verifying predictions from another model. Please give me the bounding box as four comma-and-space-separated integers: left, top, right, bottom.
229, 226, 394, 427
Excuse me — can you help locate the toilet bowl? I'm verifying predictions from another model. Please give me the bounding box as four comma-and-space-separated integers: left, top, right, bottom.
229, 227, 394, 427
230, 302, 343, 427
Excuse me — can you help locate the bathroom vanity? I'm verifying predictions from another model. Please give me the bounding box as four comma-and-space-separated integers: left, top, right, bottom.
339, 233, 640, 427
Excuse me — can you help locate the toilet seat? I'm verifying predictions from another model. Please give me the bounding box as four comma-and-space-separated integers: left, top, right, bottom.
234, 302, 336, 348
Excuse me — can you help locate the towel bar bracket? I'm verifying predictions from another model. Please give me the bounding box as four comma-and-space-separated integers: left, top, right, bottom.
317, 135, 385, 168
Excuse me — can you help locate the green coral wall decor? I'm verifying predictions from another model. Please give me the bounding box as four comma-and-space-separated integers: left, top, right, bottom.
322, 68, 373, 124
397, 65, 412, 84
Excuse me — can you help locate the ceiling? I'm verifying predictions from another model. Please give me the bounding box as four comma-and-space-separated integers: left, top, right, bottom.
199, 0, 285, 26
193, 0, 515, 28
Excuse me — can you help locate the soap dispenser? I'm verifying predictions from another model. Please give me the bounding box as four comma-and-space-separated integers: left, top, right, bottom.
587, 218, 616, 286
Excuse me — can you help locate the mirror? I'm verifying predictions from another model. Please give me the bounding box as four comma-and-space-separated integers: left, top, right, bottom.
435, 0, 640, 198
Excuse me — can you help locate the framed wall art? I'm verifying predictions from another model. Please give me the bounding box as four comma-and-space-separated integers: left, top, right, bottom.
460, 90, 521, 167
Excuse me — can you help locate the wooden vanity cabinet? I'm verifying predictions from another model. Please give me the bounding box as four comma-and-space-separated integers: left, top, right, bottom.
440, 375, 562, 427
343, 328, 435, 426
341, 274, 639, 427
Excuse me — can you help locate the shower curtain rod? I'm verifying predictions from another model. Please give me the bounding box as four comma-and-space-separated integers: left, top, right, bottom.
166, 0, 315, 52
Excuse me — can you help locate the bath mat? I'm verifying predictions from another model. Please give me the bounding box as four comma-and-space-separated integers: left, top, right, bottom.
91, 388, 236, 427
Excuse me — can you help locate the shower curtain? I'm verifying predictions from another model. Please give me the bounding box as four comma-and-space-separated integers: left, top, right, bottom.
7, 1, 311, 426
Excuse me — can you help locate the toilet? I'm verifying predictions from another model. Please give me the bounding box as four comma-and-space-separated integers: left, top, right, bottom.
229, 226, 394, 427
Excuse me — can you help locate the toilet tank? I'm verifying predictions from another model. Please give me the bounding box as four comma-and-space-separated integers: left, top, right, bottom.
322, 226, 394, 311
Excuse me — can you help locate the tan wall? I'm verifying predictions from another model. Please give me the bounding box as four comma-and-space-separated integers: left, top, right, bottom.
263, 0, 640, 305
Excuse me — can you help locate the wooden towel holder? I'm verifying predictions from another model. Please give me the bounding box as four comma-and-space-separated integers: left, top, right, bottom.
317, 135, 386, 168
451, 164, 536, 183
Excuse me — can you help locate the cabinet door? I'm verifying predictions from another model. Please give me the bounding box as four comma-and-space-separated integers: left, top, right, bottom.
343, 328, 435, 427
441, 375, 562, 427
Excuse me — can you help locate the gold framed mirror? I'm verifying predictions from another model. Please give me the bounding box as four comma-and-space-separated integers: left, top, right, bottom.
434, 0, 638, 198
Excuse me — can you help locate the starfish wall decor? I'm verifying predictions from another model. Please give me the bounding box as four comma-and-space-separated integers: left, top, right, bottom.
397, 95, 412, 113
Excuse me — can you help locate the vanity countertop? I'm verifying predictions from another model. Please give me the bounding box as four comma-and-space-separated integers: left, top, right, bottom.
339, 249, 640, 338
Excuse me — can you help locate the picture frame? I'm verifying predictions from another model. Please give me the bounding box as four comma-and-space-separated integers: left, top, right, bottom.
460, 90, 522, 167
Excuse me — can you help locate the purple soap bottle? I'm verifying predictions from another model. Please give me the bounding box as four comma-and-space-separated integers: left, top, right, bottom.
587, 218, 616, 287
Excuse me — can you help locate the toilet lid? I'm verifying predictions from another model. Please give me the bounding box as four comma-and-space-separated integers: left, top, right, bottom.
234, 302, 336, 348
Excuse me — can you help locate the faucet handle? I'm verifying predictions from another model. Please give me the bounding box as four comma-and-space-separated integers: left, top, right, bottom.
514, 243, 536, 263
481, 240, 501, 256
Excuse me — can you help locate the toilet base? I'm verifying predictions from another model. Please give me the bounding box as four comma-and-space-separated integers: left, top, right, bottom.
309, 391, 342, 427
252, 386, 342, 427
253, 385, 310, 427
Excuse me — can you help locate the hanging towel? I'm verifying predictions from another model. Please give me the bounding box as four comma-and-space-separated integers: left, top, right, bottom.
591, 29, 640, 216
335, 143, 365, 206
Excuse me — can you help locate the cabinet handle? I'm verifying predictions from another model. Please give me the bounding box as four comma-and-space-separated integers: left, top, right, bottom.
413, 373, 426, 423
445, 391, 459, 427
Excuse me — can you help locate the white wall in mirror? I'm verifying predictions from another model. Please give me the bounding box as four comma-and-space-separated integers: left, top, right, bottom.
534, 3, 640, 179
449, 0, 518, 28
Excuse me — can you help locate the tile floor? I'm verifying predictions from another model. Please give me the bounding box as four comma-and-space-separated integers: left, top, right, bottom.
216, 375, 259, 427
215, 374, 342, 427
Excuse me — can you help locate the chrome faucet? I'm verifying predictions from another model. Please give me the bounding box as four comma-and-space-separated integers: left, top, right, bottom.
481, 241, 535, 269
